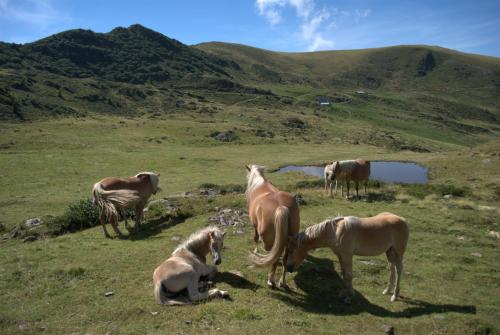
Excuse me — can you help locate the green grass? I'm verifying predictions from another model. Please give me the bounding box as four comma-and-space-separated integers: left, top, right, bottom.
1, 117, 499, 334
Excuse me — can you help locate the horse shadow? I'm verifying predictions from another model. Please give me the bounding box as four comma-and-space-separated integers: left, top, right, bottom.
215, 271, 261, 292
271, 255, 476, 317
127, 215, 188, 240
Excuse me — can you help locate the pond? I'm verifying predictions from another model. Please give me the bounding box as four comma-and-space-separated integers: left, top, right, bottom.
276, 161, 428, 184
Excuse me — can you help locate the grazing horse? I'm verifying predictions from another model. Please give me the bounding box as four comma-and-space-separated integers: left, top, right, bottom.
329, 159, 371, 198
153, 226, 228, 305
286, 212, 409, 303
92, 172, 160, 238
246, 165, 300, 288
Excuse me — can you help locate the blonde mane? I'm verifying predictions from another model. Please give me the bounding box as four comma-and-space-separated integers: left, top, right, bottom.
173, 226, 222, 255
246, 165, 267, 196
136, 171, 160, 193
300, 217, 344, 244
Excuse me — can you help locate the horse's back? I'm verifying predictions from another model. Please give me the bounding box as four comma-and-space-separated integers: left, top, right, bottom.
344, 213, 408, 256
99, 176, 140, 191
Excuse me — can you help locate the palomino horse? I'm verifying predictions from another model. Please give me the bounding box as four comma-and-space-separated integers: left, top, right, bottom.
153, 226, 228, 305
324, 163, 342, 196
246, 165, 300, 288
286, 212, 409, 303
328, 159, 371, 198
92, 172, 160, 238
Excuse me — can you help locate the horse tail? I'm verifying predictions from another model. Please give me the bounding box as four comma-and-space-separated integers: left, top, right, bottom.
92, 182, 140, 219
154, 281, 191, 306
92, 183, 118, 221
249, 206, 289, 267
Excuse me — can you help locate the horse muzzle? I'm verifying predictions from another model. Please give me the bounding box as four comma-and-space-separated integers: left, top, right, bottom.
214, 258, 221, 266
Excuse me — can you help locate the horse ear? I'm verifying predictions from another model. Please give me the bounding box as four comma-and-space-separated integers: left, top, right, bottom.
245, 165, 251, 171
157, 173, 160, 177
137, 173, 148, 180
222, 231, 226, 237
209, 231, 215, 239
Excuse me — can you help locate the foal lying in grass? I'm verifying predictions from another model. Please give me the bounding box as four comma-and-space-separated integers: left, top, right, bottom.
153, 226, 228, 305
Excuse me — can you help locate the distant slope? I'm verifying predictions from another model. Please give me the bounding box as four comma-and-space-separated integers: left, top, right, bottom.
0, 24, 239, 84
0, 25, 499, 150
196, 42, 500, 106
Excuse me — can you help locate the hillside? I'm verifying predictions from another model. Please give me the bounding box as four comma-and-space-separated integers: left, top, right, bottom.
0, 24, 499, 150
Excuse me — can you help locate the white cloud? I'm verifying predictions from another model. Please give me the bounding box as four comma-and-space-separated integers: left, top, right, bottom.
0, 0, 70, 30
255, 0, 335, 51
355, 9, 371, 22
309, 35, 335, 51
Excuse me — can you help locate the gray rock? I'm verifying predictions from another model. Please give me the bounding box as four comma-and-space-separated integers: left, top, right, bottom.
383, 325, 394, 335
25, 218, 42, 227
443, 194, 453, 200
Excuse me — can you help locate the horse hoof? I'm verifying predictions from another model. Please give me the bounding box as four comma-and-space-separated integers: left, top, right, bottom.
279, 282, 290, 290
267, 280, 276, 289
220, 290, 229, 298
390, 295, 397, 302
382, 288, 390, 295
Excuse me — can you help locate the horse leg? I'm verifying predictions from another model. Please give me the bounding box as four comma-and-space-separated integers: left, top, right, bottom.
355, 181, 359, 198
392, 260, 403, 302
253, 226, 260, 253
99, 211, 111, 238
329, 182, 333, 197
338, 254, 354, 303
364, 180, 368, 194
267, 261, 278, 288
109, 212, 123, 237
187, 276, 209, 302
134, 204, 144, 232
383, 248, 397, 295
346, 181, 350, 199
278, 249, 289, 289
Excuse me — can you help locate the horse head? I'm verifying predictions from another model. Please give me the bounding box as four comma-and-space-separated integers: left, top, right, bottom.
209, 229, 226, 265
286, 233, 308, 273
245, 165, 266, 194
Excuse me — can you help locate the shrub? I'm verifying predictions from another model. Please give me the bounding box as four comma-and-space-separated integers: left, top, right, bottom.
45, 198, 99, 235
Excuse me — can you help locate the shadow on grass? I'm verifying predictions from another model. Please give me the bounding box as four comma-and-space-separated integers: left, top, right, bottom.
128, 215, 188, 240
216, 271, 261, 292
271, 255, 476, 317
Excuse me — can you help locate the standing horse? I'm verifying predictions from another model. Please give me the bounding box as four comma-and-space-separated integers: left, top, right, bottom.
324, 162, 343, 196
92, 172, 160, 238
329, 159, 371, 198
286, 212, 409, 303
153, 226, 228, 305
246, 165, 300, 288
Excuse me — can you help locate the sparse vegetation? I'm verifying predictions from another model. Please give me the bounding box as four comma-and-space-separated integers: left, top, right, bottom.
0, 24, 499, 335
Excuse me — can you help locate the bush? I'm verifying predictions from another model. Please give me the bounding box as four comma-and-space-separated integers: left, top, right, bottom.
45, 198, 99, 235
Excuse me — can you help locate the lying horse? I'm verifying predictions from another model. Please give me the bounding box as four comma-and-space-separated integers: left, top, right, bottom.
246, 165, 300, 288
286, 212, 409, 303
329, 159, 370, 198
92, 172, 160, 238
153, 226, 228, 305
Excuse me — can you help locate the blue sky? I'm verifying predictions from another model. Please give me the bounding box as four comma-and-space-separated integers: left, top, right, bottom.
1, 0, 499, 57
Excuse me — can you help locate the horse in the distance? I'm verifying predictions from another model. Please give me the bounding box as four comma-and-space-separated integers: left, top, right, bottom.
286, 212, 409, 303
327, 159, 371, 198
246, 165, 300, 289
92, 172, 160, 238
153, 226, 228, 305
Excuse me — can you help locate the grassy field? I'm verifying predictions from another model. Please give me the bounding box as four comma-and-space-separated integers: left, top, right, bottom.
1, 116, 499, 334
